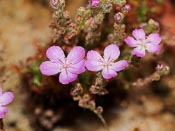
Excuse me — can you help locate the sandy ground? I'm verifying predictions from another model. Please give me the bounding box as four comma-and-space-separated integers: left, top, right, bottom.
0, 0, 51, 130
0, 0, 175, 131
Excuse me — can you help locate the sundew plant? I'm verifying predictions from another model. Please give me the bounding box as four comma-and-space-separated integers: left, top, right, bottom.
20, 0, 170, 130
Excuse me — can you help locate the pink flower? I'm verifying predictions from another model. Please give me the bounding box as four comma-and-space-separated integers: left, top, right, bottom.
40, 46, 85, 84
125, 29, 162, 57
85, 44, 128, 79
91, 0, 100, 7
0, 88, 14, 119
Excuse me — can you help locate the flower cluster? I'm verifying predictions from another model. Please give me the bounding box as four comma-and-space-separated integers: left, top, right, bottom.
29, 1, 165, 129
0, 87, 14, 119
40, 44, 128, 84
40, 29, 162, 85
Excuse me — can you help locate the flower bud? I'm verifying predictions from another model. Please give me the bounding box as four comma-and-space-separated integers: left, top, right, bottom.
78, 99, 85, 107
70, 83, 83, 97
88, 100, 96, 109
51, 0, 58, 7
83, 94, 91, 102
96, 106, 103, 114
123, 4, 131, 11
156, 64, 163, 71
91, 0, 100, 7
122, 4, 131, 14
114, 12, 124, 23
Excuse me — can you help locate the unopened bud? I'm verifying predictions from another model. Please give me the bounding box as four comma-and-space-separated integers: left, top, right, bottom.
51, 0, 58, 7
83, 94, 91, 102
88, 100, 96, 109
59, 0, 65, 7
96, 106, 103, 114
156, 64, 163, 71
164, 66, 170, 75
91, 0, 100, 7
95, 77, 103, 85
70, 83, 83, 97
78, 99, 85, 107
148, 19, 160, 27
122, 4, 131, 15
114, 12, 124, 23
123, 4, 131, 11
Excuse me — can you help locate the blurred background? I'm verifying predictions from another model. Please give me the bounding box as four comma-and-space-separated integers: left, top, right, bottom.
0, 0, 175, 131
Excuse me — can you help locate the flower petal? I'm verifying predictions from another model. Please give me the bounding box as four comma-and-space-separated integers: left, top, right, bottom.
112, 60, 128, 72
59, 70, 77, 84
102, 67, 117, 79
0, 107, 8, 118
86, 50, 103, 71
46, 46, 65, 63
104, 44, 120, 61
146, 44, 161, 53
40, 61, 61, 76
0, 88, 2, 96
125, 36, 137, 47
68, 60, 86, 74
67, 46, 85, 64
147, 33, 162, 45
0, 92, 14, 106
132, 29, 146, 40
132, 46, 146, 57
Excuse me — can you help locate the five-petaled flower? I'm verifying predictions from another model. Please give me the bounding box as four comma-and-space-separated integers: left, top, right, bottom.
85, 44, 128, 79
91, 0, 100, 7
0, 87, 14, 119
125, 29, 162, 57
40, 46, 85, 84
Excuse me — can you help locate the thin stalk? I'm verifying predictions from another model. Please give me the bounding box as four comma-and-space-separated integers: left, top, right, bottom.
91, 109, 110, 131
128, 54, 133, 64
0, 119, 4, 131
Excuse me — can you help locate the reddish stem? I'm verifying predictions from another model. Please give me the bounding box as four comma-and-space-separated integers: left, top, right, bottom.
0, 119, 4, 131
